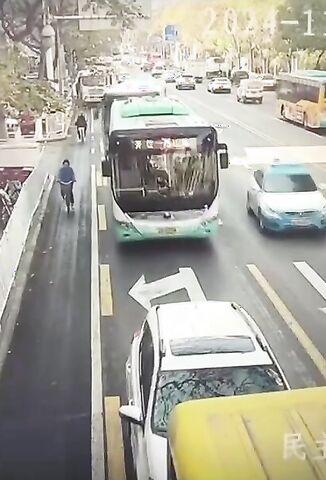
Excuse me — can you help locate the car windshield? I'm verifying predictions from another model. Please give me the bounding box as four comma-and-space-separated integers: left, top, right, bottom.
152, 365, 286, 435
182, 75, 193, 79
262, 74, 274, 80
111, 130, 218, 212
263, 173, 317, 193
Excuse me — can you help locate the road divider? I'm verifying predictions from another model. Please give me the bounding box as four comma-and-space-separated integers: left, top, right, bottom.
247, 263, 326, 380
104, 396, 126, 480
0, 159, 49, 323
97, 205, 107, 231
100, 265, 113, 316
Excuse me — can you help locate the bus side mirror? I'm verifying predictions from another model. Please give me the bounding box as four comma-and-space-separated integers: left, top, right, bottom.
217, 143, 229, 169
102, 158, 111, 177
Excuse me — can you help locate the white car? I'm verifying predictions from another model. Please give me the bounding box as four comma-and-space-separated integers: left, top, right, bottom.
207, 77, 231, 93
247, 163, 326, 232
119, 301, 289, 480
236, 79, 264, 103
175, 74, 196, 90
257, 73, 276, 91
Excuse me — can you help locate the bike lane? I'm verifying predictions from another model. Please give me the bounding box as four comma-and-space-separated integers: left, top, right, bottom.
0, 134, 92, 480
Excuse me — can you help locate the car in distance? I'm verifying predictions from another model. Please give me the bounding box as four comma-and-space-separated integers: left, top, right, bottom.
231, 69, 249, 86
162, 70, 177, 83
119, 301, 289, 480
237, 79, 264, 104
207, 77, 232, 93
175, 74, 196, 90
257, 73, 277, 91
246, 163, 326, 233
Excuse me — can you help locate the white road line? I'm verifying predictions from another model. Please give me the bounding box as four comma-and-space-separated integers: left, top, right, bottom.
91, 164, 105, 480
187, 95, 278, 146
90, 108, 95, 136
218, 218, 223, 225
91, 147, 96, 154
100, 138, 104, 157
96, 171, 103, 187
247, 264, 326, 380
294, 262, 326, 302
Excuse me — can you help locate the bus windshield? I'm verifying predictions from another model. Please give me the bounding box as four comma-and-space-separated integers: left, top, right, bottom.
81, 75, 106, 86
110, 129, 218, 213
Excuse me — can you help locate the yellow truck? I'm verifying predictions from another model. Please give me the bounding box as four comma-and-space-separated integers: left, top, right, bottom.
167, 387, 326, 480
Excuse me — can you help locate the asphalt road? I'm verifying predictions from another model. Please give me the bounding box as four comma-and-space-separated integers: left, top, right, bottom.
98, 83, 326, 478
1, 83, 326, 480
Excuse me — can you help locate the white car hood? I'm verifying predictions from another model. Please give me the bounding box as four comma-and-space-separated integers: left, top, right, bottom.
147, 433, 167, 480
263, 191, 326, 212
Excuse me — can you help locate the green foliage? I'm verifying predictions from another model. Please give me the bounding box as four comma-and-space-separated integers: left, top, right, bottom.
0, 49, 64, 113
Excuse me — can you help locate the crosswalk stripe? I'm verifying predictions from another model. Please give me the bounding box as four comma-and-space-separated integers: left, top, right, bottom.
105, 396, 126, 480
231, 147, 326, 168
247, 264, 326, 380
294, 262, 326, 303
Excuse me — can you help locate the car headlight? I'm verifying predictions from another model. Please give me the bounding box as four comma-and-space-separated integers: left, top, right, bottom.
260, 203, 281, 218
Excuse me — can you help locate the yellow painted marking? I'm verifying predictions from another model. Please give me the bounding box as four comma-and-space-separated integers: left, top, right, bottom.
96, 170, 103, 187
100, 265, 113, 316
97, 205, 107, 231
103, 177, 108, 186
247, 264, 326, 379
105, 396, 126, 480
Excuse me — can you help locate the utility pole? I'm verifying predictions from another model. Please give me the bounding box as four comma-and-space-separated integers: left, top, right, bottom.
41, 0, 55, 82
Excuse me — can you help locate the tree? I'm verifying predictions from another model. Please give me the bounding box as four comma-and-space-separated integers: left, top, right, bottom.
0, 0, 143, 52
0, 47, 65, 140
277, 0, 326, 69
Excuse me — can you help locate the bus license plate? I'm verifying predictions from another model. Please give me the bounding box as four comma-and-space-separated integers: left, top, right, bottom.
158, 227, 177, 235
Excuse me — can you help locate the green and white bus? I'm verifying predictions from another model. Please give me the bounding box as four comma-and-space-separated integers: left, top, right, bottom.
102, 96, 229, 242
102, 76, 166, 160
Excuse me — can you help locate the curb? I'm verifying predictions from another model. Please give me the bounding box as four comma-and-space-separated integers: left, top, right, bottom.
0, 174, 54, 374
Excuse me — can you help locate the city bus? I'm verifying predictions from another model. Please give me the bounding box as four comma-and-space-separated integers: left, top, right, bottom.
77, 70, 108, 105
102, 76, 166, 160
101, 96, 229, 242
277, 70, 326, 129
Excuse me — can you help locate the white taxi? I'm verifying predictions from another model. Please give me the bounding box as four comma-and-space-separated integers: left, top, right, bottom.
119, 301, 289, 480
247, 163, 326, 232
207, 77, 231, 93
